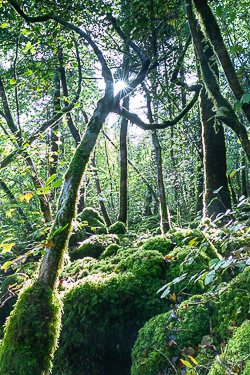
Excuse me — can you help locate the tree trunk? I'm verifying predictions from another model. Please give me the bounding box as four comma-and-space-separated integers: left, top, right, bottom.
118, 96, 129, 224
152, 130, 170, 233
200, 86, 231, 218
91, 153, 111, 227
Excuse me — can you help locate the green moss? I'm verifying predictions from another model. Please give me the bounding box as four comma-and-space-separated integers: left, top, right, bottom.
52, 269, 168, 375
208, 320, 250, 375
117, 249, 167, 279
131, 267, 250, 375
69, 234, 119, 261
0, 282, 61, 375
131, 295, 210, 375
78, 207, 107, 235
109, 221, 127, 234
100, 244, 122, 259
165, 245, 211, 295
141, 235, 175, 256
68, 220, 88, 248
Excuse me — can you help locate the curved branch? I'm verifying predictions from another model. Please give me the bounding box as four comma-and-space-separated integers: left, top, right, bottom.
113, 89, 200, 130
109, 15, 150, 101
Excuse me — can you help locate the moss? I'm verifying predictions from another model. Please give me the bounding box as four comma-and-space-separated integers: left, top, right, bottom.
109, 221, 127, 234
165, 245, 211, 295
141, 235, 175, 256
131, 267, 250, 375
0, 282, 61, 375
68, 220, 88, 248
52, 269, 169, 375
78, 207, 107, 235
100, 244, 122, 259
208, 320, 250, 375
69, 234, 119, 261
131, 295, 210, 375
117, 249, 167, 279
168, 227, 205, 247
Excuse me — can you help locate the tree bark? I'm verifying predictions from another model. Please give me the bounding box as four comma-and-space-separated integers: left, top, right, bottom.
91, 153, 111, 227
118, 96, 129, 224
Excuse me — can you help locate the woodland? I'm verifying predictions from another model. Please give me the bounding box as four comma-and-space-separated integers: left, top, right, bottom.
0, 0, 250, 374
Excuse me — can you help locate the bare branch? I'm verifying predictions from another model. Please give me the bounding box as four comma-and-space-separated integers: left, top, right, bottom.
113, 89, 200, 130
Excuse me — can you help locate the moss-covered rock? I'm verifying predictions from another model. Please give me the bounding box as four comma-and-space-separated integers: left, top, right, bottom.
131, 267, 250, 375
100, 244, 122, 259
109, 221, 127, 234
208, 319, 250, 375
141, 235, 175, 255
69, 234, 119, 261
52, 268, 169, 375
131, 295, 210, 375
78, 207, 107, 235
0, 282, 61, 375
68, 220, 88, 248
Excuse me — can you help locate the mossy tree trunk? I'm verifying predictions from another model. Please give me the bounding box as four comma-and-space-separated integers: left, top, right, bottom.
199, 39, 231, 218
0, 5, 150, 374
186, 0, 250, 163
201, 86, 231, 218
118, 97, 129, 225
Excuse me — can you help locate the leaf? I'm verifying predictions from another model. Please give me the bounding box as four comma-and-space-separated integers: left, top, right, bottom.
216, 5, 223, 17
180, 359, 193, 368
188, 355, 198, 365
241, 94, 250, 104
1, 22, 8, 28
213, 186, 223, 194
189, 238, 197, 246
6, 208, 16, 217
234, 100, 242, 111
0, 242, 15, 253
44, 240, 53, 248
22, 28, 32, 35
18, 192, 33, 203
10, 79, 16, 85
204, 270, 215, 285
186, 370, 196, 375
45, 174, 57, 185
51, 179, 63, 188
1, 261, 12, 270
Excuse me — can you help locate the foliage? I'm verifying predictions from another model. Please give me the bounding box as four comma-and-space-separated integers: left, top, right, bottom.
100, 243, 122, 259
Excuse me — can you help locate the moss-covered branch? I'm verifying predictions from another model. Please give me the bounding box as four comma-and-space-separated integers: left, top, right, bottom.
186, 0, 250, 162
192, 0, 250, 122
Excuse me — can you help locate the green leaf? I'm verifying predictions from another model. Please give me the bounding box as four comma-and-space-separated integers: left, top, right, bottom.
1, 261, 12, 270
234, 100, 242, 111
45, 174, 57, 185
204, 270, 215, 285
241, 94, 250, 104
10, 79, 16, 85
216, 5, 223, 17
22, 28, 32, 35
1, 22, 8, 28
51, 179, 63, 188
0, 242, 15, 253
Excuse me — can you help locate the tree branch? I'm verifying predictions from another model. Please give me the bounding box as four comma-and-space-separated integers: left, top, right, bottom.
113, 89, 200, 130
